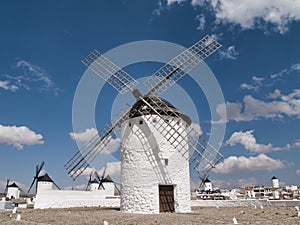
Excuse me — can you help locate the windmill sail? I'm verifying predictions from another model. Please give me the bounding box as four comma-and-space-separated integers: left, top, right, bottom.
82, 49, 139, 94
143, 35, 221, 97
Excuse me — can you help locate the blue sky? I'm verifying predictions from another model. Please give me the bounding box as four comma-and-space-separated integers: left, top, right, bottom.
0, 0, 300, 191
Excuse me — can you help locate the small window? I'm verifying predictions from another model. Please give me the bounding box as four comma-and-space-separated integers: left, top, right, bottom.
153, 118, 157, 123
139, 120, 143, 125
164, 158, 169, 166
128, 122, 131, 127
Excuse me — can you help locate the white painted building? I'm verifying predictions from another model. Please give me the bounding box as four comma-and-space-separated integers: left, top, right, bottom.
120, 97, 191, 214
272, 176, 279, 188
34, 174, 117, 209
6, 183, 20, 199
204, 178, 213, 192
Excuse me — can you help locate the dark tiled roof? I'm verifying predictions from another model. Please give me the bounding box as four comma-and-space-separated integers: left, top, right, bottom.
102, 175, 113, 183
90, 178, 99, 184
129, 96, 191, 125
8, 183, 19, 188
204, 178, 211, 183
271, 176, 278, 180
37, 173, 53, 182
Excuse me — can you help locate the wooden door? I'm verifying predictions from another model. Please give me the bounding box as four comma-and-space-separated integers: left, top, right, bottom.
159, 185, 175, 213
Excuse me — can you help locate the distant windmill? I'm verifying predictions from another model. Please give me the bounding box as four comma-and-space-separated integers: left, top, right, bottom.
65, 35, 224, 213
85, 167, 120, 194
28, 161, 61, 193
95, 167, 107, 190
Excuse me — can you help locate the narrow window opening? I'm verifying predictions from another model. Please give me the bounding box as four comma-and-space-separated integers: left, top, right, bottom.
164, 158, 169, 166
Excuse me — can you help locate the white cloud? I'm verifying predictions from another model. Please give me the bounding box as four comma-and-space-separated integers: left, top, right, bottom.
97, 161, 121, 182
167, 0, 186, 5
0, 124, 44, 150
296, 169, 300, 175
271, 63, 300, 79
226, 130, 288, 153
0, 80, 18, 92
196, 14, 206, 30
14, 60, 54, 89
215, 101, 245, 123
69, 128, 120, 154
188, 122, 203, 136
219, 45, 239, 60
165, 0, 300, 34
294, 139, 300, 148
215, 89, 300, 122
214, 154, 286, 175
241, 76, 264, 91
267, 89, 282, 99
69, 128, 98, 143
214, 177, 258, 189
0, 59, 58, 94
211, 0, 300, 34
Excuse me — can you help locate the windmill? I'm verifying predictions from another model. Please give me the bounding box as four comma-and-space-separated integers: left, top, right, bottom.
65, 35, 224, 213
28, 161, 61, 193
94, 167, 121, 193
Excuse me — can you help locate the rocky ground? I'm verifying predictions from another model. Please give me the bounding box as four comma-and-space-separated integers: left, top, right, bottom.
0, 206, 299, 225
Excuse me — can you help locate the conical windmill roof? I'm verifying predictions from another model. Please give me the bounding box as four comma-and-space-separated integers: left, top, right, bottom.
37, 173, 53, 182
129, 96, 191, 125
90, 178, 99, 184
102, 175, 113, 183
8, 183, 19, 188
204, 178, 211, 183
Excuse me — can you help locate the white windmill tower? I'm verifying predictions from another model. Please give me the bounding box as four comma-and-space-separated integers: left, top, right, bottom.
5, 181, 20, 199
65, 35, 223, 213
271, 176, 279, 188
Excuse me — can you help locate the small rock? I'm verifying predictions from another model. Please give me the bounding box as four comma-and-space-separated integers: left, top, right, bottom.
232, 217, 238, 224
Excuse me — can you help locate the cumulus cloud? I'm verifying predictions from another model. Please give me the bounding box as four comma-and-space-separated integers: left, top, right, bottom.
226, 130, 289, 153
69, 128, 120, 154
165, 0, 300, 33
219, 45, 239, 60
214, 154, 286, 174
69, 128, 98, 143
0, 124, 44, 150
296, 169, 300, 175
215, 89, 300, 122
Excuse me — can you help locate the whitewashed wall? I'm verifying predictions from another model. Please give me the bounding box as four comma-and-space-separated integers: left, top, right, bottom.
121, 115, 191, 214
34, 189, 119, 209
6, 187, 20, 199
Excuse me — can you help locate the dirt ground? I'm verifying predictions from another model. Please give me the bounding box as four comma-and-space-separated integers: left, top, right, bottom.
0, 206, 299, 225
